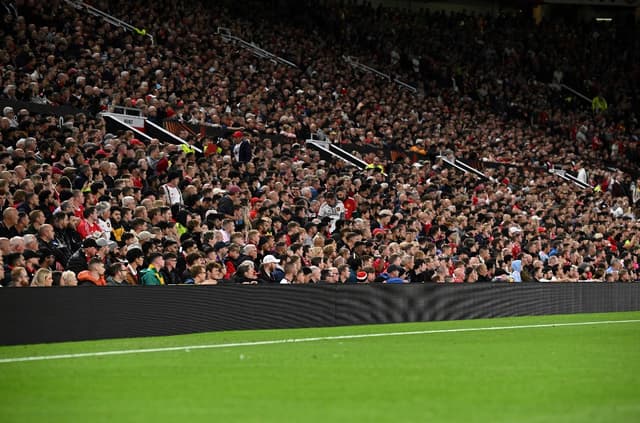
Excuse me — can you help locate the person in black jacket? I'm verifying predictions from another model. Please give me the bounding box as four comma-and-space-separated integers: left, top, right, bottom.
257, 255, 284, 284
160, 252, 182, 285
232, 131, 252, 163
36, 223, 67, 269
66, 238, 100, 275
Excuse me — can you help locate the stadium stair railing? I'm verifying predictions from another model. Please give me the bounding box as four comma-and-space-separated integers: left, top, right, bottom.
548, 167, 593, 190
101, 113, 152, 143
437, 152, 492, 181
559, 83, 592, 104
145, 120, 202, 153
305, 135, 369, 171
343, 56, 417, 94
63, 0, 154, 45
216, 27, 297, 68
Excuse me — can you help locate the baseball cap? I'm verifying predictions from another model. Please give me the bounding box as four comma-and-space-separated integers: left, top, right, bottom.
213, 241, 229, 251
387, 264, 404, 274
83, 238, 98, 249
262, 255, 280, 264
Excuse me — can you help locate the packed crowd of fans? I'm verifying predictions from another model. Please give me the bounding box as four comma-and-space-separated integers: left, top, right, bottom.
0, 0, 639, 287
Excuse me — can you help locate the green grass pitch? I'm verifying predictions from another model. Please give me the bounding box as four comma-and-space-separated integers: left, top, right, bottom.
1, 312, 639, 422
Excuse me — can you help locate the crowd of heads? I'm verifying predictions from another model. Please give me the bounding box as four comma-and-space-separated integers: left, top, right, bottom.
0, 0, 639, 287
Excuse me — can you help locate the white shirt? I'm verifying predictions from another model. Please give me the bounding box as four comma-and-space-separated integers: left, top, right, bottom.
318, 200, 345, 233
163, 183, 183, 205
98, 218, 112, 240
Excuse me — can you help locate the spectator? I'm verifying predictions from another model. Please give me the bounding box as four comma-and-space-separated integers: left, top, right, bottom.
232, 261, 258, 284
124, 247, 145, 285
30, 268, 53, 287
59, 270, 78, 287
76, 207, 102, 239
140, 253, 166, 286
232, 131, 252, 163
66, 238, 99, 274
257, 254, 283, 284
77, 258, 107, 287
9, 266, 30, 288
0, 207, 20, 238
160, 252, 182, 285
106, 263, 128, 286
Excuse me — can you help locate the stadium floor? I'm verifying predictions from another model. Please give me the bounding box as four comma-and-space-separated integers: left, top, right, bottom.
1, 312, 639, 422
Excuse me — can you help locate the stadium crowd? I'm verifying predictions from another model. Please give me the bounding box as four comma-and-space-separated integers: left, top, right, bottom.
0, 0, 639, 287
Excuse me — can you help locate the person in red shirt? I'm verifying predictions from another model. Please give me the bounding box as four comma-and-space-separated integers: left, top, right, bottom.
76, 206, 102, 239
337, 186, 357, 220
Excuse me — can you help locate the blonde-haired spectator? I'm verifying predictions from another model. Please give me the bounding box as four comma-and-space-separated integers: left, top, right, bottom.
60, 271, 78, 287
31, 268, 53, 287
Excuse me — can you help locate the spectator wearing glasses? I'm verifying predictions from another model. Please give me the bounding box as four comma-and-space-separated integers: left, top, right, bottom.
321, 267, 340, 284
191, 265, 214, 285
106, 263, 129, 286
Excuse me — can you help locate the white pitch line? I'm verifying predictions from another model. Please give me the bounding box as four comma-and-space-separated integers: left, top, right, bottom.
1, 319, 639, 364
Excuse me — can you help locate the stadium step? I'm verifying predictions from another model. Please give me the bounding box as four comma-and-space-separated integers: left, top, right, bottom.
305, 137, 369, 171
437, 154, 491, 181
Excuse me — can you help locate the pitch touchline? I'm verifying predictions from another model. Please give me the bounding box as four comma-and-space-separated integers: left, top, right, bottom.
1, 319, 638, 364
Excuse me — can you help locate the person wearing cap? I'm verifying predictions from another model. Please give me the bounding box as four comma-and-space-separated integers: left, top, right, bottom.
140, 252, 166, 285
22, 249, 41, 279
355, 270, 368, 284
232, 131, 252, 163
377, 264, 407, 284
66, 237, 100, 275
257, 254, 284, 284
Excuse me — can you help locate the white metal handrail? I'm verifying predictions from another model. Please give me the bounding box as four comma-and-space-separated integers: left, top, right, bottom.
305, 139, 368, 170
343, 56, 417, 94
548, 168, 593, 190
559, 84, 591, 104
217, 27, 297, 68
145, 120, 203, 153
64, 0, 154, 45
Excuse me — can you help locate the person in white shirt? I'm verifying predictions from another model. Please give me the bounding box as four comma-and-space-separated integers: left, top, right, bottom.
96, 201, 113, 240
162, 170, 183, 206
317, 192, 344, 233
